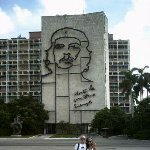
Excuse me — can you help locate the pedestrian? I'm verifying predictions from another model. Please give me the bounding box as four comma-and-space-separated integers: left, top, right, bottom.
86, 137, 96, 150
74, 135, 87, 150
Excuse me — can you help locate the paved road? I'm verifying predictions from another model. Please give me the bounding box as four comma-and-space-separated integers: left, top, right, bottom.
0, 135, 150, 150
1, 146, 150, 150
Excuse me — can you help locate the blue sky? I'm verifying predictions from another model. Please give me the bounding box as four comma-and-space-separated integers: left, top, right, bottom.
86, 0, 133, 27
0, 0, 150, 69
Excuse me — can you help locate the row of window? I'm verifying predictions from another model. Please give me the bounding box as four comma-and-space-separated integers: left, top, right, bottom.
109, 40, 129, 45
0, 70, 40, 74
0, 91, 41, 96
0, 49, 40, 54
0, 80, 41, 85
110, 93, 126, 96
109, 55, 128, 59
0, 60, 41, 66
109, 51, 129, 55
110, 104, 129, 113
109, 61, 129, 65
0, 55, 40, 59
109, 44, 128, 50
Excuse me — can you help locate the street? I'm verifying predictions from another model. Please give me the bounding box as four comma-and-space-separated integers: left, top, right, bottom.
1, 146, 150, 150
0, 135, 150, 150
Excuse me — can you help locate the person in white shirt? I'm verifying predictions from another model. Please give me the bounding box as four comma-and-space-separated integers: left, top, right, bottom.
74, 135, 87, 150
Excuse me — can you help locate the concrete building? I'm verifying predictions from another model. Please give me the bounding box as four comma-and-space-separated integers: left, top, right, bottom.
41, 12, 110, 133
109, 34, 130, 113
0, 12, 131, 134
0, 32, 41, 103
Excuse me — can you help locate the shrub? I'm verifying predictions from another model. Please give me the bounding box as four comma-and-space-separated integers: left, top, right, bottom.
133, 130, 150, 140
56, 121, 80, 134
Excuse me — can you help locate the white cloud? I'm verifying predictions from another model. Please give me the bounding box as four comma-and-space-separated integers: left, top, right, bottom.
11, 4, 41, 37
13, 5, 33, 27
0, 0, 86, 38
0, 8, 14, 36
0, 5, 36, 38
39, 0, 86, 15
111, 0, 150, 68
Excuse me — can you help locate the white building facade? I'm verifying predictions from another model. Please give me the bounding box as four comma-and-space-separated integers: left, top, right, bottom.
109, 34, 130, 113
41, 12, 110, 133
0, 32, 41, 103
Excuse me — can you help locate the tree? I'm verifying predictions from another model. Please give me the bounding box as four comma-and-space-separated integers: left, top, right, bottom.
129, 97, 150, 140
109, 107, 127, 135
120, 68, 138, 97
91, 107, 127, 136
120, 66, 150, 116
140, 72, 150, 98
91, 108, 110, 133
134, 97, 150, 130
8, 96, 49, 135
120, 68, 139, 115
133, 66, 150, 100
0, 99, 11, 135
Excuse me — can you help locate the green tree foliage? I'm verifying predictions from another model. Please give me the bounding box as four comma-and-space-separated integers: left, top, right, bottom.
133, 66, 150, 100
126, 97, 150, 139
120, 66, 150, 103
134, 97, 150, 130
56, 121, 80, 134
120, 68, 138, 97
8, 96, 49, 135
120, 68, 139, 105
110, 107, 127, 134
143, 73, 150, 97
0, 96, 49, 135
91, 107, 127, 135
0, 99, 11, 135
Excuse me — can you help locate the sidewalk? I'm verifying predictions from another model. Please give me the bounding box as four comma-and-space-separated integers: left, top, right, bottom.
1, 134, 150, 146
92, 135, 150, 147
31, 134, 150, 146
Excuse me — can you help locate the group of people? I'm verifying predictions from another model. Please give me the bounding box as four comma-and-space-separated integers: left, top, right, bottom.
74, 135, 96, 150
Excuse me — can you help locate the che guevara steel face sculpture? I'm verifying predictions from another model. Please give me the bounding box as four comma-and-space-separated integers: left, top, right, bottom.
43, 27, 92, 82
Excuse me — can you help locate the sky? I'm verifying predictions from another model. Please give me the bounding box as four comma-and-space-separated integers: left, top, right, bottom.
0, 0, 150, 70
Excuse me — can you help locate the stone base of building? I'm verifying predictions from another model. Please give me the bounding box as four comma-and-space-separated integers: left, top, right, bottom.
44, 123, 89, 134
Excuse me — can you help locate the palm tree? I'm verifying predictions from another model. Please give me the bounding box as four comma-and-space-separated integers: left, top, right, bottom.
143, 72, 150, 97
120, 66, 150, 116
133, 66, 149, 100
120, 68, 138, 97
120, 68, 139, 116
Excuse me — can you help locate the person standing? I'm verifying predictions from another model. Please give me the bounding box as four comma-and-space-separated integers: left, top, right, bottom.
86, 137, 96, 150
74, 135, 87, 150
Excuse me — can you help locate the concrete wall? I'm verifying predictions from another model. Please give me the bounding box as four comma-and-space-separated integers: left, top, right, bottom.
41, 12, 109, 124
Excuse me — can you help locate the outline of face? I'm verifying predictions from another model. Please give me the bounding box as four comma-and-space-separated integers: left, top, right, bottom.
43, 27, 92, 82
53, 37, 81, 69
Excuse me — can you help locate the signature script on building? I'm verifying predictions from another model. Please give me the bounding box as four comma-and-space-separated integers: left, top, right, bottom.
73, 85, 96, 108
